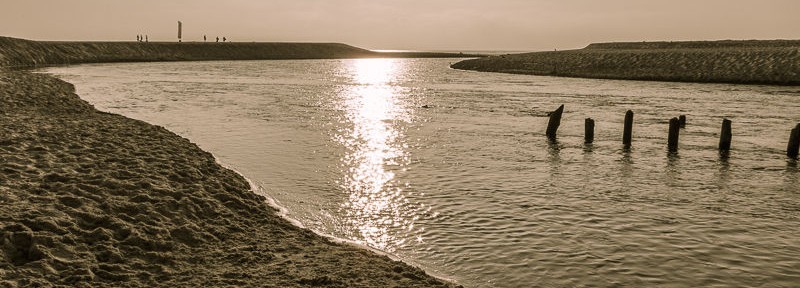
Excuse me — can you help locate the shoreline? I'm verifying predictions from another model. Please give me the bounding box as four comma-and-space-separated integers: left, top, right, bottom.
0, 70, 461, 286
174, 86, 462, 286
215, 159, 408, 261
39, 66, 452, 281
451, 39, 800, 85
0, 36, 482, 69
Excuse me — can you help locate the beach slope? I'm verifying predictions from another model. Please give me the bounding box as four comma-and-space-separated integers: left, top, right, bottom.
451, 40, 800, 85
0, 71, 458, 287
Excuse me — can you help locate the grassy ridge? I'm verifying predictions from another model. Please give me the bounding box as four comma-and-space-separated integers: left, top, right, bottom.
452, 40, 800, 85
585, 39, 800, 50
0, 36, 474, 69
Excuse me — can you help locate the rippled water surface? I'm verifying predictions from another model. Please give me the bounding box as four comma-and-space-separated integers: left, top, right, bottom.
47, 59, 800, 287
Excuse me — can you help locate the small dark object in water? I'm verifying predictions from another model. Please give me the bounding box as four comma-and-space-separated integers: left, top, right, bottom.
623, 110, 633, 147
585, 118, 595, 144
668, 117, 680, 152
421, 105, 430, 109
787, 123, 800, 158
546, 105, 564, 140
719, 119, 732, 151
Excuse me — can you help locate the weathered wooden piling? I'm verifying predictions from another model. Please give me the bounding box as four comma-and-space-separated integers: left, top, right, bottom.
623, 110, 633, 147
719, 119, 732, 151
546, 105, 564, 140
585, 118, 595, 144
787, 123, 800, 159
679, 115, 686, 128
668, 117, 680, 152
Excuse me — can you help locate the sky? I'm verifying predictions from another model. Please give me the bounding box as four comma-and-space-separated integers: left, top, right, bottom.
1, 0, 799, 51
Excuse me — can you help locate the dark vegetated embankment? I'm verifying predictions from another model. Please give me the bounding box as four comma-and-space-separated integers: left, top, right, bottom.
0, 36, 475, 68
451, 40, 800, 85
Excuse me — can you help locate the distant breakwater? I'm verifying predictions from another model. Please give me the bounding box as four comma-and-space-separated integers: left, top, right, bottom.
451, 40, 800, 85
0, 36, 476, 69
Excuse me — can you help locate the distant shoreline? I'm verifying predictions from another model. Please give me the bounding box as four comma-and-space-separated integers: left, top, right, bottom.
0, 36, 482, 69
451, 39, 800, 85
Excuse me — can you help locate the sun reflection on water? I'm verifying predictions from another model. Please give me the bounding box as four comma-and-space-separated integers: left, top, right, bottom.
336, 58, 415, 251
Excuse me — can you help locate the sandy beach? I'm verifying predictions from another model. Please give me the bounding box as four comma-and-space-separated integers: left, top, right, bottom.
0, 70, 459, 287
3, 1, 799, 286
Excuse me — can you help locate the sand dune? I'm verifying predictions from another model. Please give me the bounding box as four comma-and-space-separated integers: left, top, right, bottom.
0, 71, 459, 287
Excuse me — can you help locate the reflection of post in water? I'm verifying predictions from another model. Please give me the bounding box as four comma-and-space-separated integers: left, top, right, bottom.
547, 138, 561, 161
583, 142, 594, 154
786, 159, 798, 191
716, 154, 731, 190
581, 140, 596, 188
718, 149, 731, 160
619, 148, 633, 179
667, 150, 680, 165
665, 151, 681, 183
718, 150, 730, 166
616, 148, 634, 195
547, 138, 562, 176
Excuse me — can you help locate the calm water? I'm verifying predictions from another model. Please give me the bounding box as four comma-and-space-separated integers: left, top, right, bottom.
47, 59, 800, 287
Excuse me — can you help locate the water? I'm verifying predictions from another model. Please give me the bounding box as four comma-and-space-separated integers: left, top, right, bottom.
46, 59, 800, 287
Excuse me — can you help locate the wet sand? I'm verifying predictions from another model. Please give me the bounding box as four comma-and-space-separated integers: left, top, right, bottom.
0, 70, 459, 287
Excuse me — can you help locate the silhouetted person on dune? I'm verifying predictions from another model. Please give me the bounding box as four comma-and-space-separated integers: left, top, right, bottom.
216, 36, 219, 42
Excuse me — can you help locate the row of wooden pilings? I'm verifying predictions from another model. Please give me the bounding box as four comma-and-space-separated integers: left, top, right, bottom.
545, 104, 800, 158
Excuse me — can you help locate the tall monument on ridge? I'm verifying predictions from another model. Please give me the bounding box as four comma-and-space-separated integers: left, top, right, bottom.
177, 21, 182, 42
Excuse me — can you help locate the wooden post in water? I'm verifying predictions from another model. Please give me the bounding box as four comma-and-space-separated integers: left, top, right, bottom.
679, 115, 686, 128
546, 105, 564, 140
787, 123, 800, 159
585, 118, 595, 144
719, 119, 732, 151
623, 110, 633, 147
668, 117, 680, 152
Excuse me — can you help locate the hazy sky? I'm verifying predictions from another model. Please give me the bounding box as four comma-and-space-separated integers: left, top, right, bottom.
1, 0, 798, 51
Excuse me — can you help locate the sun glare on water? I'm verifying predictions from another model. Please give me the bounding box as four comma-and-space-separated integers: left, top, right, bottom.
336, 58, 416, 251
